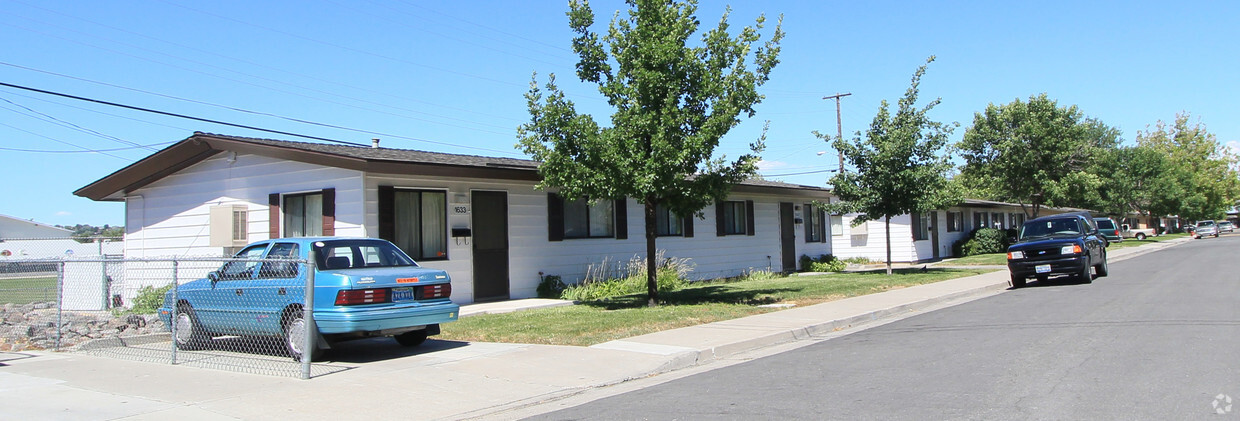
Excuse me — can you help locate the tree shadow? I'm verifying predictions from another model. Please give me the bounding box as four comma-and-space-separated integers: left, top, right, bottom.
578, 285, 802, 310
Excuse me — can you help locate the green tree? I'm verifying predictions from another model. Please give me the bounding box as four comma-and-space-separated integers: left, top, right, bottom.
820, 57, 958, 275
517, 0, 784, 305
956, 94, 1106, 218
1136, 112, 1240, 221
1092, 145, 1184, 220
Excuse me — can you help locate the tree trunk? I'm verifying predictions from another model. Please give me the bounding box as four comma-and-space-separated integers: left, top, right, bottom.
644, 197, 659, 307
885, 216, 893, 275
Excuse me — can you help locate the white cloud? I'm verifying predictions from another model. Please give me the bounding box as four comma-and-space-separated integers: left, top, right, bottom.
757, 160, 790, 171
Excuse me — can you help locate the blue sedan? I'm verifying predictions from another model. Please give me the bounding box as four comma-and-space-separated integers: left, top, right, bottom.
158, 237, 459, 361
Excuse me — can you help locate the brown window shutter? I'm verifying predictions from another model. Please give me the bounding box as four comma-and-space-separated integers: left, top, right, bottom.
683, 214, 694, 238
321, 188, 336, 236
268, 193, 280, 239
547, 193, 564, 242
745, 200, 755, 236
378, 186, 395, 241
715, 202, 726, 236
614, 198, 627, 240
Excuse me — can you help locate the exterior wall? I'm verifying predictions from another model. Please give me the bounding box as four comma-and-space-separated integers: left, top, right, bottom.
123, 153, 366, 259
364, 173, 830, 303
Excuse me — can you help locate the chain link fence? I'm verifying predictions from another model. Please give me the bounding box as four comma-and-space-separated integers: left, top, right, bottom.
0, 238, 345, 379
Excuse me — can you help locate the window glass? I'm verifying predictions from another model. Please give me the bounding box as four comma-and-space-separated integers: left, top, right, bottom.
656, 204, 683, 236
912, 212, 928, 241
393, 190, 448, 260
722, 201, 746, 235
805, 204, 823, 242
830, 214, 843, 236
259, 243, 300, 278
563, 198, 615, 239
219, 244, 268, 280
315, 240, 416, 269
284, 193, 323, 237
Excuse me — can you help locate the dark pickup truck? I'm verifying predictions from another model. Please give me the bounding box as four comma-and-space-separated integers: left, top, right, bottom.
1006, 211, 1109, 288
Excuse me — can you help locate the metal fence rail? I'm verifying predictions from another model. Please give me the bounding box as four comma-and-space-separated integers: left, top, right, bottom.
0, 252, 343, 379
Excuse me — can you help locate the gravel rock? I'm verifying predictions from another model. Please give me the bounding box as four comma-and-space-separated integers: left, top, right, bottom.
0, 301, 165, 351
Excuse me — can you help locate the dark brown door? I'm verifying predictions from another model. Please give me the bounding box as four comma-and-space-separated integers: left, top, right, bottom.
780, 202, 796, 272
472, 191, 509, 301
930, 211, 940, 259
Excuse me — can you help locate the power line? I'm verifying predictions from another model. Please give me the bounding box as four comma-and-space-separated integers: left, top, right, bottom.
0, 142, 175, 154
0, 120, 129, 160
0, 96, 155, 151
0, 81, 367, 147
761, 168, 839, 177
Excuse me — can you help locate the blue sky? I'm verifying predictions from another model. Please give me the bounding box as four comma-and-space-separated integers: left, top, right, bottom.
1, 1, 1236, 227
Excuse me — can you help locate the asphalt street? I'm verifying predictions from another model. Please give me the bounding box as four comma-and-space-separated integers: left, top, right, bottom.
528, 236, 1240, 420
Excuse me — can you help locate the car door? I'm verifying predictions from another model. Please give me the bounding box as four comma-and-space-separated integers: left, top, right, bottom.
245, 242, 303, 336
193, 243, 269, 332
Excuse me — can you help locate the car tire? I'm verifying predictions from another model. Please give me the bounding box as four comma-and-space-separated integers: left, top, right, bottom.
1135, 233, 1146, 240
1078, 260, 1093, 284
282, 307, 324, 362
395, 329, 429, 347
1095, 252, 1109, 277
173, 303, 210, 351
1010, 273, 1026, 289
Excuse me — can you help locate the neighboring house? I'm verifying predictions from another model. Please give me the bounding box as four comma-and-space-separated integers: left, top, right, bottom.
75, 133, 836, 304
0, 214, 121, 259
827, 199, 1073, 264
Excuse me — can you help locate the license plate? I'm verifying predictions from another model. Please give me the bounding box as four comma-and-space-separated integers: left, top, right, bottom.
391, 287, 414, 302
1035, 264, 1051, 274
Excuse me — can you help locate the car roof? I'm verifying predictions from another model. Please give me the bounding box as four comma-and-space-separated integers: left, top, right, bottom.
1029, 211, 1092, 223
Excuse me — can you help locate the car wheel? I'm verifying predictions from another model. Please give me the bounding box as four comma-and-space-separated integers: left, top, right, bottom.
1078, 260, 1093, 284
282, 308, 324, 362
1010, 273, 1026, 289
173, 303, 210, 351
1095, 252, 1109, 277
395, 329, 429, 347
1135, 233, 1146, 240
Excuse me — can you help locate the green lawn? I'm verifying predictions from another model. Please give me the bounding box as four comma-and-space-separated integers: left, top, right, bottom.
439, 267, 994, 346
0, 276, 58, 305
944, 253, 1008, 266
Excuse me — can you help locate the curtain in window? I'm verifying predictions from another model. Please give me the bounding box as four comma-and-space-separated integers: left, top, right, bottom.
394, 191, 421, 258
589, 200, 614, 237
422, 192, 446, 258
304, 194, 323, 236
564, 199, 589, 238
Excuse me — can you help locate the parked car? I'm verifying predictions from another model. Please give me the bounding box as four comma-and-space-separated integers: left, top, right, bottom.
1007, 211, 1108, 288
1218, 221, 1235, 233
1093, 217, 1122, 244
1194, 220, 1219, 239
158, 237, 459, 361
1120, 223, 1157, 240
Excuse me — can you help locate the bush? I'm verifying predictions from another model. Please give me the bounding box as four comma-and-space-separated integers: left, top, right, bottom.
799, 254, 846, 272
535, 274, 566, 299
130, 284, 173, 314
953, 228, 1011, 257
561, 252, 693, 301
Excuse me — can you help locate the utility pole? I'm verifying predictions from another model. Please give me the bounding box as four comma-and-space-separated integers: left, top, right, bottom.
822, 92, 851, 172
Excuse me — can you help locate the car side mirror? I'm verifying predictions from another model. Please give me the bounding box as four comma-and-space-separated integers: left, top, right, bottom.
207, 271, 219, 284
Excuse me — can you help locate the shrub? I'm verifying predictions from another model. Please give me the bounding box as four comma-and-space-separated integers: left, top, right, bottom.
738, 268, 781, 282
954, 228, 1011, 257
130, 284, 173, 314
799, 254, 846, 272
561, 252, 693, 301
535, 274, 566, 299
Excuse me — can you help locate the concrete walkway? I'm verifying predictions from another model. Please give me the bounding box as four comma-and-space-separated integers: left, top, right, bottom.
0, 237, 1189, 420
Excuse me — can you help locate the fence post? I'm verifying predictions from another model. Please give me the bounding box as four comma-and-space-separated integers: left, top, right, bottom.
170, 259, 178, 364
55, 261, 64, 351
98, 240, 108, 309
301, 251, 316, 380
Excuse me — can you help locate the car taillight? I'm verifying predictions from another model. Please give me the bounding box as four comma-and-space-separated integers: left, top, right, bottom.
335, 288, 391, 306
421, 284, 451, 299
1113, 230, 1120, 237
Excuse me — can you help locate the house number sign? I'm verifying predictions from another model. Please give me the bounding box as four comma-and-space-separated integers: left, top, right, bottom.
453, 205, 471, 215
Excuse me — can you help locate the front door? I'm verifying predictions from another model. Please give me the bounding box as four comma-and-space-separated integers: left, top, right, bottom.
780, 202, 796, 272
930, 211, 940, 259
471, 191, 510, 301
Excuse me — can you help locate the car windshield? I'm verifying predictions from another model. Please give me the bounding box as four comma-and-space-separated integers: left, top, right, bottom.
1198, 221, 1215, 227
314, 240, 418, 269
1020, 218, 1081, 240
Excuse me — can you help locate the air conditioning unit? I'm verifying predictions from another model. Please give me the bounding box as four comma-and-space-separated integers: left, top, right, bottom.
209, 205, 250, 247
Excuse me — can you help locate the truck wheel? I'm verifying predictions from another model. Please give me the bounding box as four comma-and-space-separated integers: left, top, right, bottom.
1095, 252, 1109, 277
1010, 273, 1026, 289
1135, 233, 1146, 240
1078, 261, 1093, 284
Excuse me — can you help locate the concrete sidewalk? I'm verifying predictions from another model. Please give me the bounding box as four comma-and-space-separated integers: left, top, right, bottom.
0, 238, 1189, 421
